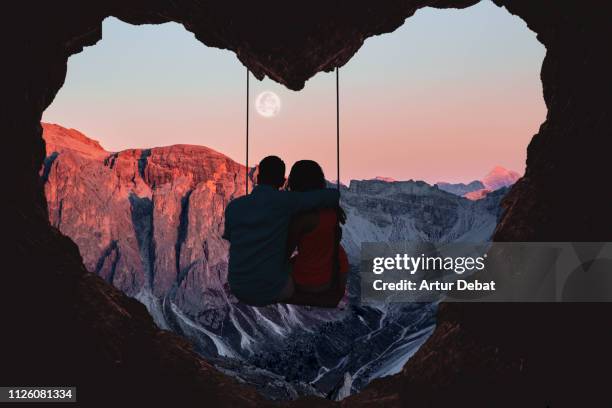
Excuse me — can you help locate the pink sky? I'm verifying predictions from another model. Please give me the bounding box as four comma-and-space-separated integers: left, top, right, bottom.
43, 1, 546, 184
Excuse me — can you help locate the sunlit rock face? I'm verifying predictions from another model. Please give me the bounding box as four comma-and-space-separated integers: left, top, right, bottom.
463, 188, 491, 201
43, 123, 245, 306
8, 0, 612, 406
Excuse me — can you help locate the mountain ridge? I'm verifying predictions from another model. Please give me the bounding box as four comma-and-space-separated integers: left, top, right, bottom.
436, 166, 520, 200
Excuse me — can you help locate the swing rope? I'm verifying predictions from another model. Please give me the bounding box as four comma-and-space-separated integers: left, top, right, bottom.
336, 67, 340, 192
329, 67, 342, 295
245, 68, 341, 196
245, 67, 343, 304
246, 68, 250, 194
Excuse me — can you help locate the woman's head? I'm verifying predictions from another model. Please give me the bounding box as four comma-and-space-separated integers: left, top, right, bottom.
288, 160, 326, 192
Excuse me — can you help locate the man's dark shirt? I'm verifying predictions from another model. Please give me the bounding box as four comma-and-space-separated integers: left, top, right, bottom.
223, 185, 339, 305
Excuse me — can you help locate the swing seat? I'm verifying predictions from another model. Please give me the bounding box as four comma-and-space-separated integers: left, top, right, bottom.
281, 286, 345, 308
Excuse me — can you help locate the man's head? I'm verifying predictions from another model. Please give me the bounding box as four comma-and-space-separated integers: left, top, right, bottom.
256, 156, 285, 189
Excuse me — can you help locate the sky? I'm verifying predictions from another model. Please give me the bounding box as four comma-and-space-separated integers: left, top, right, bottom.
43, 0, 546, 184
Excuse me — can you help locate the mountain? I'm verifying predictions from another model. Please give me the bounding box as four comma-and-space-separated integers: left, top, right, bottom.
41, 123, 506, 400
435, 180, 485, 196
464, 188, 492, 201
371, 176, 397, 183
340, 179, 505, 261
43, 123, 108, 159
436, 165, 520, 201
481, 165, 520, 190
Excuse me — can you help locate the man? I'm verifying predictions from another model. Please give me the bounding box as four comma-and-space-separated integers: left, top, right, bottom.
223, 156, 339, 306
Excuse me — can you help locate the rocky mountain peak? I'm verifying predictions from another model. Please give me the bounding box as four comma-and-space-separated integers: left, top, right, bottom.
42, 122, 108, 160
481, 165, 520, 190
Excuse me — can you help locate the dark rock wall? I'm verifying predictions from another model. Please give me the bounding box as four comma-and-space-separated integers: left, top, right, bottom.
6, 0, 612, 406
493, 1, 612, 241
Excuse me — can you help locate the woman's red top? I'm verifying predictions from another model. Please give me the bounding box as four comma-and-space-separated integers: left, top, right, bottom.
292, 208, 349, 287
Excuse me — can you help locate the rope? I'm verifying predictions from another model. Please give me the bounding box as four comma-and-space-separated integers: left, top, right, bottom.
246, 68, 250, 194
244, 66, 343, 302
331, 67, 342, 295
245, 67, 339, 195
336, 67, 340, 192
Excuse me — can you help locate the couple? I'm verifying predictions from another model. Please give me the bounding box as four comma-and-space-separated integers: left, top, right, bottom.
223, 156, 349, 307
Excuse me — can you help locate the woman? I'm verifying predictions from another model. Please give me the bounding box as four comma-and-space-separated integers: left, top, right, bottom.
286, 160, 349, 295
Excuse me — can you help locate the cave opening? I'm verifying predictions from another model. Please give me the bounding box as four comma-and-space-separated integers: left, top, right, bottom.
40, 0, 545, 401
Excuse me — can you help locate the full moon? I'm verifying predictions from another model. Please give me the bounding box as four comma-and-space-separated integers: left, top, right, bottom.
255, 91, 281, 118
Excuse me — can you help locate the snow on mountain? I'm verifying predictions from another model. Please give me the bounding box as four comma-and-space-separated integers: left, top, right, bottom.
464, 188, 492, 201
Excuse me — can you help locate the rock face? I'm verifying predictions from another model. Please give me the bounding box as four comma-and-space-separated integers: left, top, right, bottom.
43, 122, 244, 306
341, 179, 504, 259
463, 188, 492, 200
42, 123, 505, 400
8, 1, 612, 406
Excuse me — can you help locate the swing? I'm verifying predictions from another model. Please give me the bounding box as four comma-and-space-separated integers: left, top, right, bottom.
244, 68, 346, 309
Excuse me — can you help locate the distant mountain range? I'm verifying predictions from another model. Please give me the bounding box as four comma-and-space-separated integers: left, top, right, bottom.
435, 165, 520, 200
368, 166, 520, 201
41, 122, 509, 400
